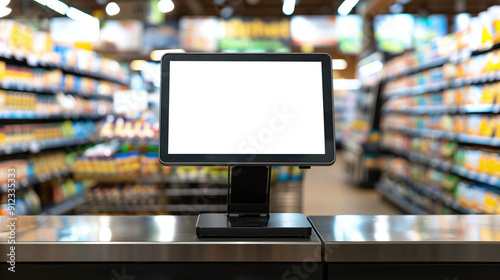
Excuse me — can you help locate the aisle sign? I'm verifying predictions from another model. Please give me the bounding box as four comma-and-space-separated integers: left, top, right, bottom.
50, 18, 100, 44
290, 15, 363, 53
95, 20, 144, 52
179, 17, 291, 52
219, 18, 290, 52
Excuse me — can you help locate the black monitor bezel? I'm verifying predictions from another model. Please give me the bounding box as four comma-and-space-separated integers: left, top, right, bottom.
159, 53, 335, 166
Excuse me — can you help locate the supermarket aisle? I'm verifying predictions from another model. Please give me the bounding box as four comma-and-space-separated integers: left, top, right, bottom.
303, 152, 402, 215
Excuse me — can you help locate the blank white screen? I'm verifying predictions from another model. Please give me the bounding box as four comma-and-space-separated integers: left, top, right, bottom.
168, 61, 325, 154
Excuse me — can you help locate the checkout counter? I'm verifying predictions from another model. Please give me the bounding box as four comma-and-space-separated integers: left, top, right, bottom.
1, 215, 500, 279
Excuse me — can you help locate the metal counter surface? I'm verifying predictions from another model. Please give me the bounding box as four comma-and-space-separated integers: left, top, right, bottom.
0, 215, 322, 263
309, 215, 500, 263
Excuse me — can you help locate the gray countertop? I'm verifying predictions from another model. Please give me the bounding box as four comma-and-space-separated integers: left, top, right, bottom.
2, 215, 500, 263
0, 215, 321, 262
308, 215, 500, 263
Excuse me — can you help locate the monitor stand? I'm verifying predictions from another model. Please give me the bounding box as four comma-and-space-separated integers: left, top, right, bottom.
196, 166, 312, 238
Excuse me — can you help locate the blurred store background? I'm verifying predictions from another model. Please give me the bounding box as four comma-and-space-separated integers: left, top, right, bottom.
1, 0, 500, 216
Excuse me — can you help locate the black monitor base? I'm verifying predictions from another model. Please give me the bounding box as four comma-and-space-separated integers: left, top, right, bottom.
196, 213, 312, 238
196, 166, 311, 238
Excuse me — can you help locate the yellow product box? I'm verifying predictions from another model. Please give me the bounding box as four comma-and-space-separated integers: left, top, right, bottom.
468, 115, 495, 136
481, 84, 496, 104
483, 191, 499, 214
480, 116, 495, 137
493, 154, 500, 178
477, 152, 496, 174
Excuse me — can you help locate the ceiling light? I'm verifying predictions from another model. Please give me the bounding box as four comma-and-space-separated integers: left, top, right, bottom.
105, 2, 120, 16
0, 6, 11, 17
33, 0, 48, 5
66, 7, 95, 23
158, 0, 174, 13
47, 0, 68, 15
0, 0, 10, 6
282, 0, 296, 16
150, 49, 185, 61
332, 59, 348, 70
337, 0, 359, 16
130, 60, 147, 71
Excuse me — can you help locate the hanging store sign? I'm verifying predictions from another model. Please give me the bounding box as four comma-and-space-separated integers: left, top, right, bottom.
179, 17, 291, 52
290, 15, 363, 54
219, 18, 290, 52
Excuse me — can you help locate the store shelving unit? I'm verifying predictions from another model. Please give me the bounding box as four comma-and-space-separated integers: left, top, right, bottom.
334, 88, 357, 147
0, 169, 71, 192
379, 39, 500, 214
376, 182, 431, 214
0, 86, 115, 101
0, 21, 129, 216
343, 52, 384, 188
0, 54, 129, 85
0, 136, 104, 156
0, 114, 109, 120
73, 166, 304, 215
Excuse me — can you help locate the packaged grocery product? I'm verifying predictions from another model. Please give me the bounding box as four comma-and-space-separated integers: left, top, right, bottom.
466, 115, 494, 136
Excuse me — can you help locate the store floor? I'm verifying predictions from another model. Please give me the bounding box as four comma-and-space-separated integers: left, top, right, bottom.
303, 152, 402, 215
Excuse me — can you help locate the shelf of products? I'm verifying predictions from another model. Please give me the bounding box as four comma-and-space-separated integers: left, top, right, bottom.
376, 181, 431, 214
0, 90, 113, 119
69, 140, 305, 214
380, 136, 500, 213
0, 20, 129, 84
0, 19, 131, 216
0, 177, 95, 215
0, 121, 101, 156
99, 116, 159, 140
379, 156, 495, 214
0, 61, 126, 98
334, 89, 357, 143
0, 151, 72, 192
379, 5, 500, 214
343, 53, 384, 188
382, 131, 500, 187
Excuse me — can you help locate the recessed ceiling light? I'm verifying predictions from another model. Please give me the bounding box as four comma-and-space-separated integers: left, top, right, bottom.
105, 2, 120, 16
158, 0, 175, 13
